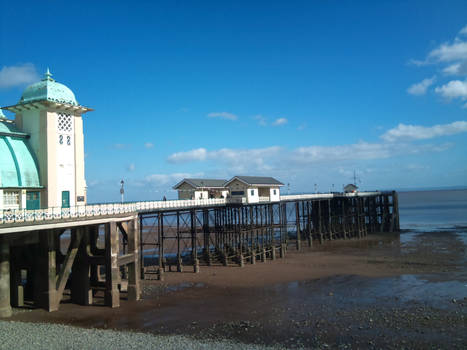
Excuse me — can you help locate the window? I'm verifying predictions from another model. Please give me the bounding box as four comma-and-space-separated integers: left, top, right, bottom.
273, 189, 277, 195
250, 189, 254, 196
57, 113, 73, 132
4, 191, 19, 206
231, 191, 244, 196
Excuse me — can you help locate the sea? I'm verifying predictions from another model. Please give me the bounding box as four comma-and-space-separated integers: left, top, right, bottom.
398, 189, 467, 231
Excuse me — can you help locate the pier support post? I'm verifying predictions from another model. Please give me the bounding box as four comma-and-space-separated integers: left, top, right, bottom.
0, 240, 12, 317
280, 243, 286, 258
127, 218, 141, 301
9, 256, 23, 308
295, 202, 301, 250
71, 227, 92, 306
105, 222, 120, 308
37, 230, 58, 312
191, 210, 199, 273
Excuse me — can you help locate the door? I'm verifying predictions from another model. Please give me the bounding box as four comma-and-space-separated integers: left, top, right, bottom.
26, 191, 40, 210
61, 191, 70, 208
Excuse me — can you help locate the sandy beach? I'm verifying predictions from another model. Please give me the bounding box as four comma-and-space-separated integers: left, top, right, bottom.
5, 228, 467, 349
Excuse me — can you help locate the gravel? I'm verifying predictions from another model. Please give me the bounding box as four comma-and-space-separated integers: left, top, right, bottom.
0, 320, 293, 350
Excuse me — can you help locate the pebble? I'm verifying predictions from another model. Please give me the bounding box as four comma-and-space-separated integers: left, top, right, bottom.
0, 320, 286, 350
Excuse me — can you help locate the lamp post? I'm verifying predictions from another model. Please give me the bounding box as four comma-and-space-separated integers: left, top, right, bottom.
120, 180, 124, 203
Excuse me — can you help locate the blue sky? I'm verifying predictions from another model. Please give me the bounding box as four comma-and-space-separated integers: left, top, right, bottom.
1, 1, 467, 202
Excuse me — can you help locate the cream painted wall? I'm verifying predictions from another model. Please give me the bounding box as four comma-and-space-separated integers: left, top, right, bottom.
270, 187, 281, 201
16, 106, 87, 208
194, 190, 208, 200
55, 113, 76, 207
74, 115, 86, 204
246, 187, 259, 203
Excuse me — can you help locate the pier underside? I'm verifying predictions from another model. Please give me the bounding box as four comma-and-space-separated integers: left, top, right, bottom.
0, 192, 398, 316
140, 192, 399, 280
0, 216, 141, 317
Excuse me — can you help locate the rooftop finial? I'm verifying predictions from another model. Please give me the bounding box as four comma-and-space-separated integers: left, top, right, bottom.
43, 68, 54, 82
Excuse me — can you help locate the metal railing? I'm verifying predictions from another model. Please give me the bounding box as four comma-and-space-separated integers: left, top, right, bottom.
0, 191, 384, 225
0, 198, 227, 225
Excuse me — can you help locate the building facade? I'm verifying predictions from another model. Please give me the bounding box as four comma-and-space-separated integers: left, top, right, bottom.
224, 176, 283, 203
173, 178, 229, 200
1, 70, 91, 210
173, 176, 283, 203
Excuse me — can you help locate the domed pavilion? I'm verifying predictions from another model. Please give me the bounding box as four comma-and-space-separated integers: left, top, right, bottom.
1, 69, 92, 210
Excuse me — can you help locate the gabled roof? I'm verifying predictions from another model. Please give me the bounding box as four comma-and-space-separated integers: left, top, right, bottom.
344, 183, 358, 190
173, 178, 228, 190
225, 176, 284, 187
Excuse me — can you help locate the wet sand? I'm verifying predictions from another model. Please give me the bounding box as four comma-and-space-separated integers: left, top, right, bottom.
9, 230, 467, 349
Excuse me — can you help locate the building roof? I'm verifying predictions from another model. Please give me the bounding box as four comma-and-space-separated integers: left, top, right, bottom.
0, 120, 41, 188
344, 183, 358, 191
18, 69, 78, 106
225, 176, 284, 187
173, 178, 228, 190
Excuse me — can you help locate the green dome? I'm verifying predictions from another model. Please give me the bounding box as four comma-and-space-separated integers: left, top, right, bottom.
0, 121, 41, 188
19, 69, 78, 106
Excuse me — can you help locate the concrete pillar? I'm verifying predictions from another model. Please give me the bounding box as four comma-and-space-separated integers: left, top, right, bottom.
127, 218, 141, 301
105, 223, 120, 308
295, 202, 301, 250
238, 254, 244, 267
10, 264, 24, 308
37, 230, 58, 312
71, 228, 92, 305
0, 241, 12, 317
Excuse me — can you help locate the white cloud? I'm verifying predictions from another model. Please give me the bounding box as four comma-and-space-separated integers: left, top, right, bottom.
167, 148, 207, 163
254, 115, 267, 126
297, 123, 307, 131
434, 79, 467, 100
459, 25, 467, 36
381, 121, 467, 142
441, 61, 467, 76
272, 117, 288, 126
407, 76, 436, 95
428, 41, 467, 63
127, 163, 135, 171
144, 142, 154, 149
112, 143, 130, 149
207, 112, 238, 120
0, 63, 39, 88
167, 146, 281, 173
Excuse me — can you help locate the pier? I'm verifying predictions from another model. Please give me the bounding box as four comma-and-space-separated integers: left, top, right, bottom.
0, 191, 399, 317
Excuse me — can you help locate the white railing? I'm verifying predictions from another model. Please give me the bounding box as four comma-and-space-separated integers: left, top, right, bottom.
280, 191, 382, 201
0, 191, 386, 225
0, 198, 227, 225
